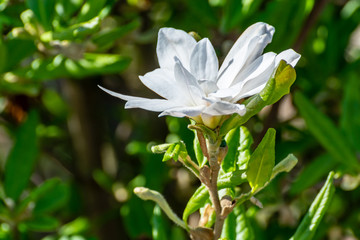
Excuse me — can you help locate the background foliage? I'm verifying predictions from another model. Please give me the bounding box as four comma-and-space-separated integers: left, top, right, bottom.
0, 0, 359, 239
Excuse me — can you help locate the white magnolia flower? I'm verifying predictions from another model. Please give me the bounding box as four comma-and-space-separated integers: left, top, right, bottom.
100, 22, 300, 128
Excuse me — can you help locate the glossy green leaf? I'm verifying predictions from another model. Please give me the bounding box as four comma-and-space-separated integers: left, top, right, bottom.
290, 172, 335, 240
24, 215, 60, 231
222, 127, 240, 173
26, 0, 55, 30
193, 131, 207, 167
237, 126, 253, 170
152, 204, 168, 240
4, 110, 39, 200
290, 154, 336, 195
234, 205, 254, 240
341, 73, 360, 152
246, 128, 276, 192
221, 205, 254, 240
41, 17, 100, 41
182, 185, 208, 226
220, 61, 296, 135
294, 91, 360, 171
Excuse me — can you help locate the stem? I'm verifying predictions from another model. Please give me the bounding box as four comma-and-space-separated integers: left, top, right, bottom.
206, 138, 224, 240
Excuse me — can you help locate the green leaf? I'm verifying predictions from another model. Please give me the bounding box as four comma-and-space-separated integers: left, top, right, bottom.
246, 128, 276, 192
271, 154, 298, 179
152, 205, 168, 240
92, 19, 140, 50
26, 0, 55, 30
59, 217, 90, 236
182, 185, 208, 226
193, 131, 207, 167
222, 127, 240, 173
294, 91, 360, 171
4, 110, 39, 200
16, 178, 67, 214
41, 17, 100, 41
77, 0, 106, 22
237, 126, 253, 170
33, 181, 68, 214
290, 172, 335, 240
234, 205, 254, 240
24, 215, 60, 232
3, 38, 37, 72
341, 73, 360, 152
221, 205, 254, 240
290, 154, 336, 195
220, 61, 296, 135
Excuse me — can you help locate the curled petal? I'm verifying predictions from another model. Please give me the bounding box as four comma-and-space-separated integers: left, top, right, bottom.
157, 28, 197, 70
217, 22, 275, 88
275, 49, 301, 67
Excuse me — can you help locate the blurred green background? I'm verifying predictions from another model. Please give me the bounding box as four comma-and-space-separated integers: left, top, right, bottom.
0, 0, 359, 239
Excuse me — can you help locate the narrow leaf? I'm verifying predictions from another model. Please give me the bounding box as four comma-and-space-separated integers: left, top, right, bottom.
222, 127, 240, 173
246, 128, 276, 192
152, 204, 168, 240
290, 172, 335, 240
341, 73, 360, 152
237, 126, 253, 170
4, 111, 39, 200
294, 92, 360, 171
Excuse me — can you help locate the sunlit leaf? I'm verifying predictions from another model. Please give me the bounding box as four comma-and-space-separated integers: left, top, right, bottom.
222, 127, 240, 173
246, 128, 276, 192
290, 172, 335, 240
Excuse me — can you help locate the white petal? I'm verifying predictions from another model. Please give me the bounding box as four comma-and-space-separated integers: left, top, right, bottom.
139, 68, 177, 100
217, 22, 275, 88
203, 101, 246, 116
275, 49, 301, 67
212, 52, 276, 100
99, 85, 142, 101
125, 99, 179, 112
156, 28, 197, 70
190, 38, 219, 82
174, 58, 205, 105
99, 85, 179, 112
159, 105, 205, 117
